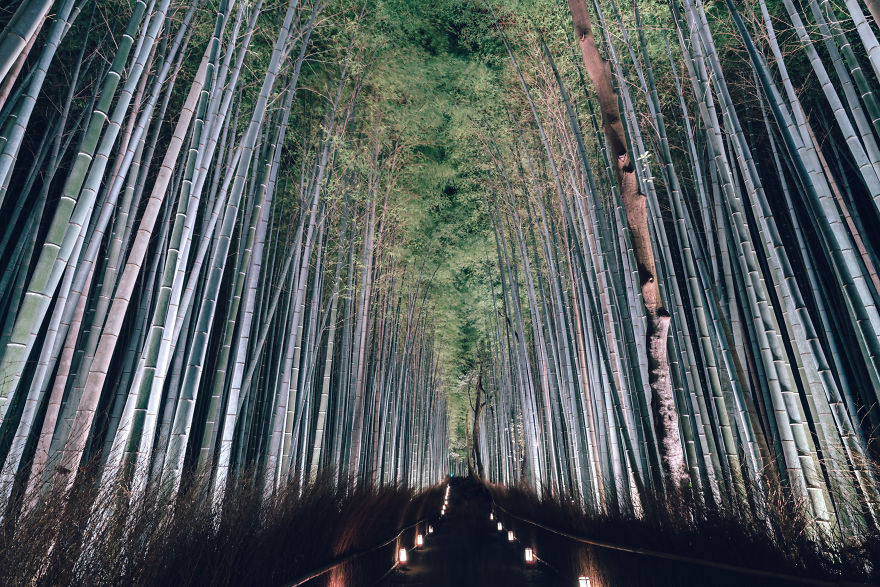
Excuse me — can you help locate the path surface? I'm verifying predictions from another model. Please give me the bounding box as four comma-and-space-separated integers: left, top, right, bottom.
379, 478, 556, 587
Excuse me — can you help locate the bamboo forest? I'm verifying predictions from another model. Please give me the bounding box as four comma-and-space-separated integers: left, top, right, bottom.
2, 0, 880, 584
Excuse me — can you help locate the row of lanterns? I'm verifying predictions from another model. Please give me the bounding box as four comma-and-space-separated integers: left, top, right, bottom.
398, 486, 593, 587
491, 509, 592, 586
397, 524, 434, 567
397, 484, 450, 568
490, 511, 533, 566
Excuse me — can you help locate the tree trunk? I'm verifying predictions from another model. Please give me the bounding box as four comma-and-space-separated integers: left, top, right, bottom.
566, 0, 686, 490
470, 364, 487, 480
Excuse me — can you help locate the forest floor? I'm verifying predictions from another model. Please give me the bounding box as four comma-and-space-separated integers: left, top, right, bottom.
379, 477, 557, 586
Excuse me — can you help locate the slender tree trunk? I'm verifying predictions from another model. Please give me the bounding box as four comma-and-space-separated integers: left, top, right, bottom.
566, 0, 685, 490
470, 363, 486, 480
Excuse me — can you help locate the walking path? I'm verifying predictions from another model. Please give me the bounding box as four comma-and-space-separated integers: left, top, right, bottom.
379, 478, 556, 587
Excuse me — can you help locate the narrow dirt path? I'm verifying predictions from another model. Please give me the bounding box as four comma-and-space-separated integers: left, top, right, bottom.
379, 478, 557, 587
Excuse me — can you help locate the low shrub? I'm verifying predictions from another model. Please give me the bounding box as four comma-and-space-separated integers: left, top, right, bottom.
0, 463, 442, 586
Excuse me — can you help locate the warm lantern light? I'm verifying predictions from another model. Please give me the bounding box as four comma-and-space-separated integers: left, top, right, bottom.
524, 547, 534, 565
398, 548, 408, 566
427, 525, 434, 534
507, 530, 514, 542
578, 577, 591, 587
489, 512, 494, 520
415, 534, 424, 548
496, 522, 503, 531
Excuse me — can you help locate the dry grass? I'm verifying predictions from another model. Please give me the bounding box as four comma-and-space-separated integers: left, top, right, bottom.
0, 463, 442, 586
487, 478, 880, 586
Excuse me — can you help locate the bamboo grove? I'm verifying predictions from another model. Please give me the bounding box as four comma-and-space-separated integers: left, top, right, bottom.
0, 0, 448, 516
5, 0, 880, 560
470, 0, 880, 540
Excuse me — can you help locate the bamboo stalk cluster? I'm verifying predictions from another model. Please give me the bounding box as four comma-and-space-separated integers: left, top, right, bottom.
0, 0, 446, 515
475, 0, 880, 539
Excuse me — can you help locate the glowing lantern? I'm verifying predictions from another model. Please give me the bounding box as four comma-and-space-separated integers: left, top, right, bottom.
507, 530, 514, 542
398, 548, 408, 566
489, 512, 494, 521
496, 522, 503, 531
415, 534, 424, 548
524, 547, 534, 565
578, 577, 591, 587
428, 525, 434, 534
